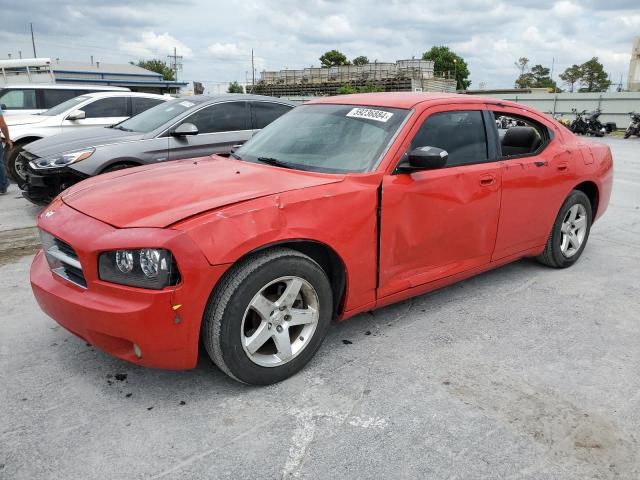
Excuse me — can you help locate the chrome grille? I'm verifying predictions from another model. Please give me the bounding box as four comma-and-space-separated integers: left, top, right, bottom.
41, 231, 87, 289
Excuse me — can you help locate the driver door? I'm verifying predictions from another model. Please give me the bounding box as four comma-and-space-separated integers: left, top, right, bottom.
378, 105, 503, 298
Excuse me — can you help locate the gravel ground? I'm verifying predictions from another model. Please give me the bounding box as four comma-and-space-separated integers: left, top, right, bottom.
1, 137, 639, 479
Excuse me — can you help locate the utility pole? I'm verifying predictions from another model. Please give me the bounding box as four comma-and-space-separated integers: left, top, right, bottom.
550, 57, 555, 91
167, 47, 183, 82
30, 23, 37, 58
251, 49, 255, 94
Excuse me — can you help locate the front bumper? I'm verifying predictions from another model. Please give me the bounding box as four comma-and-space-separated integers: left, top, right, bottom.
23, 164, 88, 206
30, 200, 229, 369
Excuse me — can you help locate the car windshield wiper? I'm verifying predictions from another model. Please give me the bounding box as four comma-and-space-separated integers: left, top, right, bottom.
230, 152, 242, 160
112, 125, 133, 132
256, 156, 295, 169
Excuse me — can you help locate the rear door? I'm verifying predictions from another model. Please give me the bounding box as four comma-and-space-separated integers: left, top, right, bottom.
167, 101, 251, 159
61, 97, 129, 131
378, 105, 503, 298
41, 89, 79, 110
488, 106, 572, 260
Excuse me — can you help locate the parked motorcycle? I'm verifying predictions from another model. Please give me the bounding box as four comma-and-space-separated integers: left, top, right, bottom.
570, 109, 605, 137
624, 112, 640, 139
586, 108, 606, 137
569, 109, 588, 135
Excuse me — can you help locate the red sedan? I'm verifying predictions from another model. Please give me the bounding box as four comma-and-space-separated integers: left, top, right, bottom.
31, 93, 613, 384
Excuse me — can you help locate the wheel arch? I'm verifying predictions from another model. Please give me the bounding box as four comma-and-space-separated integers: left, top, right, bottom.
235, 239, 348, 318
99, 159, 142, 174
572, 180, 599, 218
12, 135, 42, 146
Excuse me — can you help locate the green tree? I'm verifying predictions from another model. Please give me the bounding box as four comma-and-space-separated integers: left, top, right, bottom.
578, 57, 610, 92
514, 57, 529, 77
515, 63, 558, 91
135, 59, 175, 81
227, 81, 244, 94
422, 46, 471, 90
319, 50, 350, 68
352, 55, 369, 66
559, 64, 582, 92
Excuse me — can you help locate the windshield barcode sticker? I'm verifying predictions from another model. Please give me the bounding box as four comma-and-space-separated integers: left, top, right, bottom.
346, 108, 393, 123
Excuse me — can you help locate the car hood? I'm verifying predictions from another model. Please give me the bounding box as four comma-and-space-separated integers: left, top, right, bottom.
62, 156, 345, 228
24, 127, 143, 158
5, 114, 47, 126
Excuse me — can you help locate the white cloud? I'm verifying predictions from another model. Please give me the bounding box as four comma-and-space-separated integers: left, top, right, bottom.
207, 43, 245, 58
118, 31, 193, 59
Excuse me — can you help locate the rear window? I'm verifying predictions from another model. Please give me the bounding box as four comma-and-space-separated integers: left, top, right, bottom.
251, 102, 293, 129
42, 89, 80, 109
132, 97, 164, 115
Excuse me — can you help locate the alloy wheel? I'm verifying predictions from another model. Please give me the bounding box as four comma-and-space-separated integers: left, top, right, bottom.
560, 204, 588, 257
241, 276, 319, 367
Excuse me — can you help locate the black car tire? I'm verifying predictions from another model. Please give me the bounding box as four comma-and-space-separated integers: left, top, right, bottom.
537, 190, 593, 269
6, 144, 28, 188
202, 248, 333, 385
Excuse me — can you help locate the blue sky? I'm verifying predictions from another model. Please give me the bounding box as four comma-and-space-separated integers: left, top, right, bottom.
0, 0, 637, 93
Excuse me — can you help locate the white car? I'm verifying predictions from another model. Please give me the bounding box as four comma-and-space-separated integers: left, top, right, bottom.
3, 91, 168, 184
0, 83, 129, 116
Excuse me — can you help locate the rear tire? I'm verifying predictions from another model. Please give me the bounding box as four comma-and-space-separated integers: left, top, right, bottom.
624, 132, 631, 139
537, 190, 592, 268
202, 248, 333, 385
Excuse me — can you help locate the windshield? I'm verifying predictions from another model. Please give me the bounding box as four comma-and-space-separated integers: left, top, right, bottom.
40, 96, 90, 116
235, 104, 409, 173
115, 99, 196, 133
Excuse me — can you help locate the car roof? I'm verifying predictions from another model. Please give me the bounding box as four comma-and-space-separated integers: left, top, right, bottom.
181, 94, 296, 106
80, 91, 167, 99
1, 84, 128, 91
306, 92, 524, 110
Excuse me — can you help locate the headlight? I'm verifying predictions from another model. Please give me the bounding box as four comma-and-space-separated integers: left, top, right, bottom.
30, 148, 95, 170
98, 249, 180, 290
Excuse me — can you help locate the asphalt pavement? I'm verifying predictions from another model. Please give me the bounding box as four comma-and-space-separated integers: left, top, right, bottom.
1, 137, 639, 479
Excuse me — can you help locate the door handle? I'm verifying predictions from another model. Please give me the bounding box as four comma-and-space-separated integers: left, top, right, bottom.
479, 174, 496, 186
557, 162, 569, 171
534, 160, 548, 167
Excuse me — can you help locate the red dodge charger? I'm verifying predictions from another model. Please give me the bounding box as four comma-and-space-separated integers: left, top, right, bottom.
31, 93, 613, 384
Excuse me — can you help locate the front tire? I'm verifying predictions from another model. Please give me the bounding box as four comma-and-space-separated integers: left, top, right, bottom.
537, 190, 592, 268
6, 145, 28, 188
202, 248, 333, 385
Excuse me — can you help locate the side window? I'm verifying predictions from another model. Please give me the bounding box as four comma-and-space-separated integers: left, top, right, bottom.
81, 97, 129, 118
493, 112, 547, 157
183, 102, 248, 133
42, 90, 78, 109
132, 97, 164, 116
251, 102, 292, 129
0, 89, 37, 109
411, 110, 488, 167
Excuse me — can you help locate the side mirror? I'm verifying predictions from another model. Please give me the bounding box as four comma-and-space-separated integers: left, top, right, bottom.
396, 146, 448, 172
171, 122, 199, 137
0, 103, 6, 111
67, 110, 86, 121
